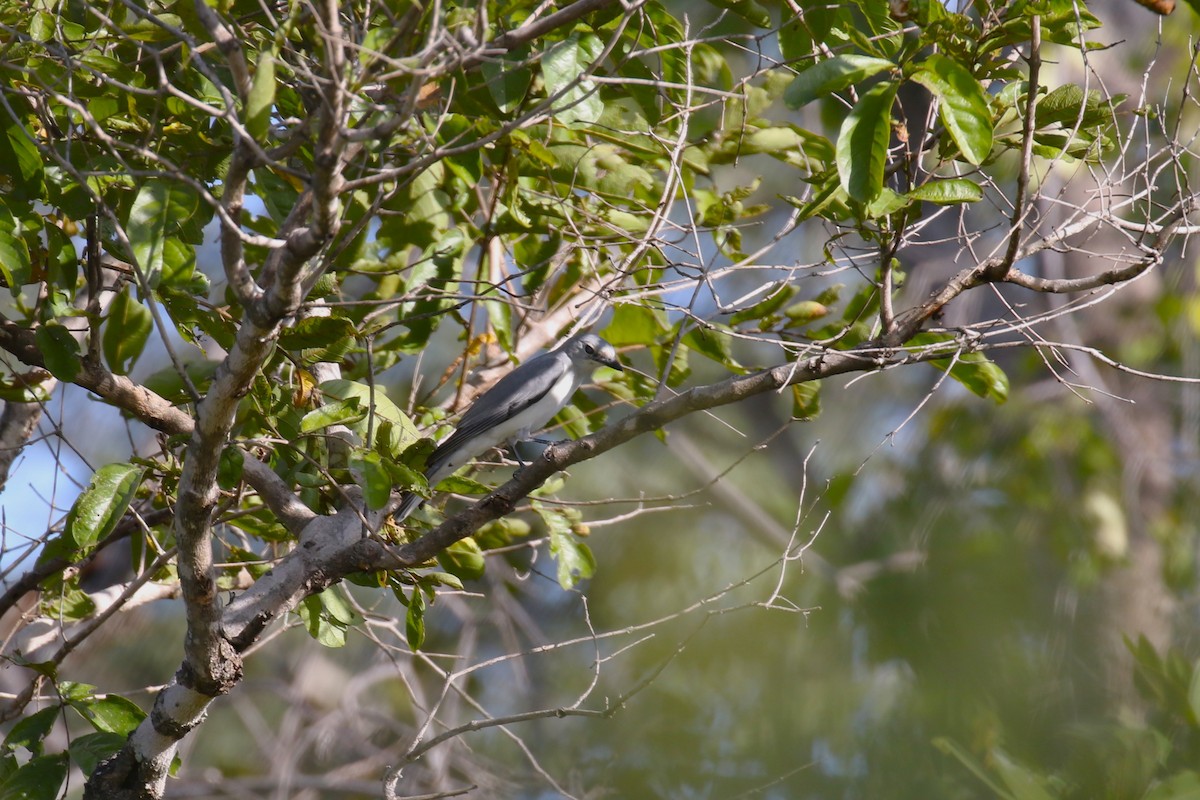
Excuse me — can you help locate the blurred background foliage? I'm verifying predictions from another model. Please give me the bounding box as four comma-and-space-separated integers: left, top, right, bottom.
2, 0, 1200, 796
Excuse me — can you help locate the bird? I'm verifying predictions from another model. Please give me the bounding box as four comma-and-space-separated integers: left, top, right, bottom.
394, 333, 623, 522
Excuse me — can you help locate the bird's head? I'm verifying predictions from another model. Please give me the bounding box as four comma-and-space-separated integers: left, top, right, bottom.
564, 333, 623, 372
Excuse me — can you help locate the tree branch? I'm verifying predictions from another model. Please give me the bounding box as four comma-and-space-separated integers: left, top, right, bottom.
0, 395, 45, 492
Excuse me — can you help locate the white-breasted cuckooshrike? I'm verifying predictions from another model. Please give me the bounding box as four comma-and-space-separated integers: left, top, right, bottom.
395, 333, 622, 522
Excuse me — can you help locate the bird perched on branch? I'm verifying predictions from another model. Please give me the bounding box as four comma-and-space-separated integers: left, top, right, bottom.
395, 333, 623, 522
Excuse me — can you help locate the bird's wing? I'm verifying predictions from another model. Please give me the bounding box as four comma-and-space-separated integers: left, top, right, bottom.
426, 350, 569, 471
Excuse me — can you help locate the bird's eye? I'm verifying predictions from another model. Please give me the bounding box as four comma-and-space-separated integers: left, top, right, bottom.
584, 343, 595, 354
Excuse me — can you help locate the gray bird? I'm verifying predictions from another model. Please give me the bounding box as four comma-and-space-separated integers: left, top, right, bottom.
395, 333, 623, 522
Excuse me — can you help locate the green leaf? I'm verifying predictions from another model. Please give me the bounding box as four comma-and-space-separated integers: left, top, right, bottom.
217, 446, 245, 491
482, 56, 532, 114
785, 54, 894, 108
948, 356, 1008, 403
4, 707, 59, 755
297, 593, 352, 648
0, 753, 68, 800
405, 588, 426, 650
783, 301, 829, 326
911, 54, 993, 165
476, 517, 532, 550
934, 737, 1013, 799
541, 34, 604, 126
34, 323, 80, 383
990, 749, 1056, 800
317, 586, 362, 627
604, 304, 668, 346
865, 186, 910, 218
781, 179, 849, 223
246, 48, 277, 141
279, 316, 357, 351
683, 324, 742, 371
68, 732, 127, 776
1143, 771, 1200, 800
1189, 659, 1200, 725
907, 178, 983, 205
434, 473, 491, 495
705, 0, 772, 27
0, 120, 44, 202
535, 502, 595, 590
352, 451, 392, 511
436, 537, 486, 582
420, 571, 464, 591
44, 221, 78, 291
729, 282, 797, 326
836, 81, 897, 203
779, 3, 843, 63
64, 462, 144, 553
318, 380, 420, 450
127, 181, 200, 288
37, 580, 95, 623
0, 199, 31, 292
102, 288, 153, 375
791, 381, 821, 420
1037, 85, 1115, 130
300, 397, 366, 433
57, 682, 97, 703
71, 694, 146, 735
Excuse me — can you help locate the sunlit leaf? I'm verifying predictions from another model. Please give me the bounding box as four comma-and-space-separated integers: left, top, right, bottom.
541, 34, 604, 126
127, 181, 200, 288
297, 593, 353, 648
300, 397, 366, 433
791, 381, 821, 420
783, 301, 829, 326
246, 47, 277, 141
65, 462, 144, 552
318, 380, 420, 449
405, 589, 426, 650
784, 54, 894, 107
933, 737, 1013, 798
907, 178, 984, 204
0, 119, 44, 202
990, 749, 1057, 800
352, 450, 392, 510
436, 537, 486, 581
865, 186, 910, 218
604, 304, 668, 346
0, 199, 31, 292
71, 694, 146, 736
683, 324, 742, 371
945, 355, 1008, 402
705, 0, 772, 27
535, 501, 595, 590
1143, 771, 1200, 800
836, 81, 897, 203
1188, 660, 1200, 726
911, 54, 993, 165
102, 288, 153, 375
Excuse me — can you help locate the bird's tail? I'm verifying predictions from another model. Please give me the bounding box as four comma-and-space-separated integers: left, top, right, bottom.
394, 452, 453, 523
394, 490, 425, 523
